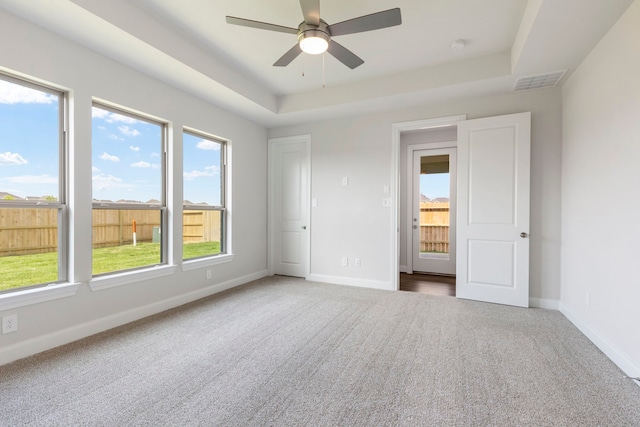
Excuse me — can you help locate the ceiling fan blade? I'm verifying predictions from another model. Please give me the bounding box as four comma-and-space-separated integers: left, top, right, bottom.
274, 44, 303, 67
327, 40, 364, 69
299, 0, 320, 26
328, 8, 402, 37
226, 16, 298, 35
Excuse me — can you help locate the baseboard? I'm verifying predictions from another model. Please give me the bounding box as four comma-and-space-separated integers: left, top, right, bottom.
0, 269, 269, 367
306, 274, 393, 291
559, 303, 640, 380
399, 265, 409, 273
529, 297, 560, 310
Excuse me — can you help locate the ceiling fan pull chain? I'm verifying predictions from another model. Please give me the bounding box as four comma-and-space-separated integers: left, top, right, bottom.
302, 53, 305, 77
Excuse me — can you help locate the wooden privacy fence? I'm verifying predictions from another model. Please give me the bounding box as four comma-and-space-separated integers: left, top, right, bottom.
0, 208, 221, 256
419, 202, 450, 253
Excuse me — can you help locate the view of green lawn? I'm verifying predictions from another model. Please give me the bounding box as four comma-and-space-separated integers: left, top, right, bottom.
0, 241, 220, 292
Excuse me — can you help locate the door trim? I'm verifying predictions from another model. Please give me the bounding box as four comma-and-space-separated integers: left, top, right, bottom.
267, 135, 311, 278
391, 115, 466, 290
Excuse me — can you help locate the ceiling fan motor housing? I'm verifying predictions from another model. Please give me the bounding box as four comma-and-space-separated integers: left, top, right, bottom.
298, 20, 331, 54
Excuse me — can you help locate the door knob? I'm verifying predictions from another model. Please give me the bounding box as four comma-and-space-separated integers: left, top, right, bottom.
302, 226, 307, 230
520, 232, 528, 238
413, 225, 418, 229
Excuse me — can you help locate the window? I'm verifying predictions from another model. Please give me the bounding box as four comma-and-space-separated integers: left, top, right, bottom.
91, 103, 166, 276
182, 130, 226, 260
0, 75, 67, 293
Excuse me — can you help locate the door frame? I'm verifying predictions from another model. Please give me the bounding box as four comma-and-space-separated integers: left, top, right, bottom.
407, 144, 457, 275
267, 134, 311, 278
391, 115, 466, 290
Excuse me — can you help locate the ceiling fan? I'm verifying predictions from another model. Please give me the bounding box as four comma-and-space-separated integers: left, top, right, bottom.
226, 0, 402, 69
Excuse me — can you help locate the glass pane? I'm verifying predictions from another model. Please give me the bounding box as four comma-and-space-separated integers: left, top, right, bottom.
0, 207, 59, 291
0, 79, 60, 201
92, 209, 162, 275
91, 106, 162, 204
183, 132, 222, 206
183, 209, 222, 260
419, 154, 450, 255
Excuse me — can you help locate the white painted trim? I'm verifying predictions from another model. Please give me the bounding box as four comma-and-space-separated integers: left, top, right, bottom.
0, 269, 269, 367
399, 265, 409, 274
560, 303, 640, 379
391, 115, 466, 291
307, 274, 393, 291
89, 265, 176, 291
0, 282, 80, 312
267, 135, 311, 279
181, 254, 234, 271
529, 297, 560, 310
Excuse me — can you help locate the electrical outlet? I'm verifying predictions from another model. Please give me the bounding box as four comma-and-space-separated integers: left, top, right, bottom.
354, 258, 361, 267
2, 314, 18, 334
206, 269, 212, 280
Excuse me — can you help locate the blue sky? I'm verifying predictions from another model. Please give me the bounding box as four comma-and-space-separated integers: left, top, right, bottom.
1, 78, 221, 205
420, 173, 450, 200
0, 79, 59, 199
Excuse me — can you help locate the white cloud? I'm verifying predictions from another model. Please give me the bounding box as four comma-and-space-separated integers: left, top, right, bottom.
183, 165, 219, 180
4, 174, 57, 184
92, 107, 139, 124
150, 152, 160, 158
118, 126, 140, 137
0, 152, 28, 165
108, 134, 124, 141
92, 166, 100, 173
129, 145, 140, 152
92, 173, 124, 192
0, 80, 56, 104
100, 152, 120, 162
131, 161, 151, 168
196, 139, 221, 151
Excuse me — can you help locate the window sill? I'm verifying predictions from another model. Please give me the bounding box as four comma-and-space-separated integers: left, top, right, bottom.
89, 264, 176, 291
181, 253, 234, 272
0, 282, 80, 312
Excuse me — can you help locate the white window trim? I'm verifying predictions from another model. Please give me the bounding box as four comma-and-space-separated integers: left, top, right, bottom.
181, 253, 234, 272
89, 265, 176, 291
0, 282, 80, 312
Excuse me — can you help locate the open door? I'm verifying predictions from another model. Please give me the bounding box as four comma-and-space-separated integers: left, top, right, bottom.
456, 112, 531, 307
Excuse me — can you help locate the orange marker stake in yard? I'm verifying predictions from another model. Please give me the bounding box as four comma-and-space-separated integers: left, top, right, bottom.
132, 219, 137, 247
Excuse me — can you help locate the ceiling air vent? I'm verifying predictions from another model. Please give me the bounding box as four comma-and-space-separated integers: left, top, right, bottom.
512, 70, 567, 92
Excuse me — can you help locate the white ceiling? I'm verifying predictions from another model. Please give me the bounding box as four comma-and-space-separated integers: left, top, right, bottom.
0, 0, 634, 127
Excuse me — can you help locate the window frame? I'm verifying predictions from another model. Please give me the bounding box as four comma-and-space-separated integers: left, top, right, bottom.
90, 102, 169, 277
182, 128, 228, 261
0, 73, 68, 294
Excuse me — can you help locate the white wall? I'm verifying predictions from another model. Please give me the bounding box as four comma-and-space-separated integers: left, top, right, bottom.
561, 0, 640, 375
0, 11, 268, 364
269, 89, 562, 305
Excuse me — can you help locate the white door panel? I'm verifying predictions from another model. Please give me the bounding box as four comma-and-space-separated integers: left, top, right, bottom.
456, 112, 530, 307
269, 136, 310, 278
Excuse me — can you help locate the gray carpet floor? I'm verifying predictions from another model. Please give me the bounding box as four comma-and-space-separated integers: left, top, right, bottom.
1, 276, 640, 426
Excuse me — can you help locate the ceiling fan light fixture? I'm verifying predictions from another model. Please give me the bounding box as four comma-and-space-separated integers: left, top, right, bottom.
299, 30, 329, 54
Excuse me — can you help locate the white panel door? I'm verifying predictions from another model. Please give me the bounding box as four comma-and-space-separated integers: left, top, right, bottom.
269, 136, 310, 278
412, 148, 456, 275
456, 112, 531, 307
